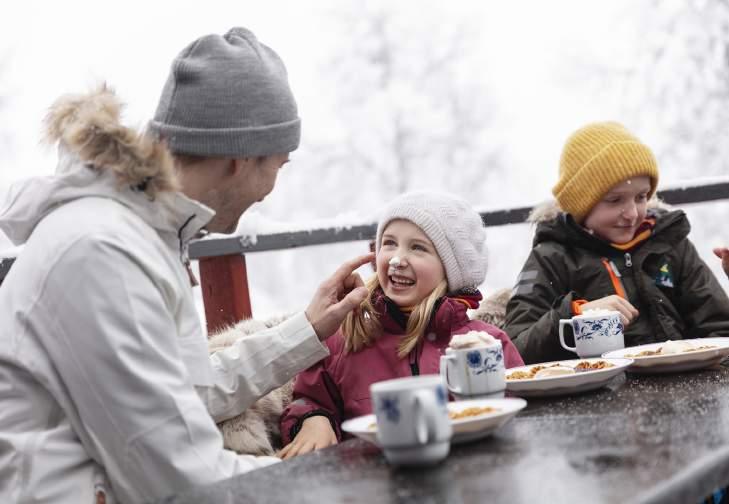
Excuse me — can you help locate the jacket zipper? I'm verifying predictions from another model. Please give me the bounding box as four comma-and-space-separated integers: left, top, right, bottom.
624, 252, 633, 267
409, 344, 421, 376
601, 258, 627, 299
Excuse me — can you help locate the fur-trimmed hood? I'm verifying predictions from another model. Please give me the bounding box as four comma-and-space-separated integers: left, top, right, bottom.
0, 86, 214, 245
527, 198, 688, 251
527, 198, 672, 225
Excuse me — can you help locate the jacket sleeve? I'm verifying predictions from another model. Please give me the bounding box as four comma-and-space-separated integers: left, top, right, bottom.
202, 313, 330, 423
280, 343, 344, 445
674, 238, 729, 338
35, 237, 277, 504
503, 247, 580, 364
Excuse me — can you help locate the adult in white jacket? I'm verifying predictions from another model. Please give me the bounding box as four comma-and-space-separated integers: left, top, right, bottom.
0, 28, 371, 504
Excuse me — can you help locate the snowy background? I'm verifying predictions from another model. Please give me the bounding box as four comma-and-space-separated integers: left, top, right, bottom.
2, 0, 729, 329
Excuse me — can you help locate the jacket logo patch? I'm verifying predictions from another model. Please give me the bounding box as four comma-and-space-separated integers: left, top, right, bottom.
655, 263, 674, 288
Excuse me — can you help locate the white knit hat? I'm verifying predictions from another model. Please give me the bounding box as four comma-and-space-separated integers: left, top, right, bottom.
375, 191, 488, 293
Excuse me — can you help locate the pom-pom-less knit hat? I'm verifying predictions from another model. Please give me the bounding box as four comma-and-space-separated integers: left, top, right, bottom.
149, 27, 300, 158
375, 191, 488, 293
552, 122, 659, 222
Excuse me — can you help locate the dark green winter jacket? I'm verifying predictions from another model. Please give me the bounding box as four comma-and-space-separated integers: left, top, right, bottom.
504, 204, 729, 364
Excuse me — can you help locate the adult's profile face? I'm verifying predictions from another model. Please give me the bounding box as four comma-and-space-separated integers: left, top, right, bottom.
211, 153, 290, 234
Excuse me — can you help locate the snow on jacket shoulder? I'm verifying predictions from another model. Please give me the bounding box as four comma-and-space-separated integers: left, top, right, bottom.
0, 88, 328, 504
280, 293, 524, 445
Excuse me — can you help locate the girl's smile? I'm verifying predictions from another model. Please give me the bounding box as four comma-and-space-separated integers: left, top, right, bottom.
377, 219, 446, 307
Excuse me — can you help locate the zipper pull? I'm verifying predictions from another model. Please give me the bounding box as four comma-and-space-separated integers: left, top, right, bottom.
624, 252, 633, 267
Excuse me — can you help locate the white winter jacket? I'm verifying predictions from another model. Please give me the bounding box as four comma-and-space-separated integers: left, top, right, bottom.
0, 90, 328, 504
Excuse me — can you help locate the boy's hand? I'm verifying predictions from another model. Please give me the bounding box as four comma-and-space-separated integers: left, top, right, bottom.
305, 253, 374, 341
278, 415, 338, 460
713, 247, 729, 279
581, 295, 639, 326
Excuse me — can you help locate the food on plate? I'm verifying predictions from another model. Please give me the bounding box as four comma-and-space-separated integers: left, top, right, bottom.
365, 405, 501, 428
625, 340, 717, 358
574, 360, 615, 371
448, 330, 498, 350
448, 406, 499, 420
507, 360, 615, 380
534, 366, 575, 378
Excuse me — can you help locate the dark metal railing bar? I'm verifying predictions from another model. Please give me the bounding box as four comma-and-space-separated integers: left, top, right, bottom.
0, 182, 727, 278
187, 181, 729, 259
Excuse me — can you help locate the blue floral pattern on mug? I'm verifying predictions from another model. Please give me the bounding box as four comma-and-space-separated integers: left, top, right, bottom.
436, 385, 447, 407
466, 348, 503, 375
575, 316, 624, 342
378, 395, 400, 424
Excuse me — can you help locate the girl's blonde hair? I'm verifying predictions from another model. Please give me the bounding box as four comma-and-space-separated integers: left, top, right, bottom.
342, 275, 448, 358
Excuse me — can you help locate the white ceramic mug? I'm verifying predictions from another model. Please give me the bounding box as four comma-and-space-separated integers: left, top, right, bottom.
370, 375, 452, 466
559, 310, 625, 358
440, 340, 506, 397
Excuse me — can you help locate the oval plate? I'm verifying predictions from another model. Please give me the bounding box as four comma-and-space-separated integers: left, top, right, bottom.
341, 397, 527, 445
505, 357, 633, 397
602, 337, 729, 374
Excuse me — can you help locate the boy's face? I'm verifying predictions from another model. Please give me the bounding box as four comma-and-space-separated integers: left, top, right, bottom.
377, 219, 446, 307
583, 176, 652, 244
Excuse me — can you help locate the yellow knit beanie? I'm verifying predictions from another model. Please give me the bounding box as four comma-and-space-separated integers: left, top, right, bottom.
552, 122, 659, 222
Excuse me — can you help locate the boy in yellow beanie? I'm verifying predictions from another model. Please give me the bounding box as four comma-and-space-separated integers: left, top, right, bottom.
504, 121, 729, 364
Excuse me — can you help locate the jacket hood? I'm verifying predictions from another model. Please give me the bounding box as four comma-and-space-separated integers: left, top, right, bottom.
527, 198, 672, 225
0, 86, 214, 245
528, 198, 689, 252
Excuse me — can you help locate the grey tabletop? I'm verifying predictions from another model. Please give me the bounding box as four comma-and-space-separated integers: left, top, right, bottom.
158, 363, 729, 504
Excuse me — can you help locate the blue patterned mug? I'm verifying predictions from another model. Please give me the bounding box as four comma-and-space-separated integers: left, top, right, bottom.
370, 376, 452, 466
440, 340, 506, 396
559, 310, 625, 357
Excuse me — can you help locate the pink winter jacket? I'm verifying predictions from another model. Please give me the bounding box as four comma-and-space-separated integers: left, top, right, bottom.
280, 291, 524, 444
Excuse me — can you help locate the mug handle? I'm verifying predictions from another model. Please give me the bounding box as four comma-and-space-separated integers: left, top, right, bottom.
439, 354, 462, 394
558, 319, 578, 354
412, 389, 439, 445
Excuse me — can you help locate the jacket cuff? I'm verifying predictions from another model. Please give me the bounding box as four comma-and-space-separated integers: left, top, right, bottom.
553, 291, 579, 321
289, 409, 342, 443
571, 299, 588, 315
276, 312, 330, 368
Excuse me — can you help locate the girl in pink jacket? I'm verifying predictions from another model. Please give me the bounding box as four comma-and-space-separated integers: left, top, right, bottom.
279, 191, 524, 459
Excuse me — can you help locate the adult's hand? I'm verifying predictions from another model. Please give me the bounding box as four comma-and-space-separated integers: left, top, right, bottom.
713, 247, 729, 279
305, 252, 374, 341
581, 295, 639, 326
278, 415, 338, 460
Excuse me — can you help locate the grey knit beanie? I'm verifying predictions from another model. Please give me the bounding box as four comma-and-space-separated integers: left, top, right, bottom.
149, 27, 300, 157
375, 191, 488, 293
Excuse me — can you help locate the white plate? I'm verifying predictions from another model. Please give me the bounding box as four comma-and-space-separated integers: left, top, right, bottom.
602, 337, 729, 374
340, 397, 527, 445
505, 357, 633, 397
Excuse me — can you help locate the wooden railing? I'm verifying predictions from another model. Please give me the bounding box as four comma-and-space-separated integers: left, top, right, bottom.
2, 180, 729, 333
189, 181, 729, 333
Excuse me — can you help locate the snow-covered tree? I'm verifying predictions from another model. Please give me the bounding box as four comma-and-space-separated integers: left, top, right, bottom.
626, 0, 729, 178
303, 1, 505, 214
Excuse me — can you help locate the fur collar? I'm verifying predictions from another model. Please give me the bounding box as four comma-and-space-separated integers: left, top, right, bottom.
44, 85, 178, 199
527, 198, 672, 225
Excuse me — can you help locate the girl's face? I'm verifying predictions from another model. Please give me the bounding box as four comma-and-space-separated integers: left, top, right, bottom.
377, 219, 446, 307
583, 176, 652, 244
